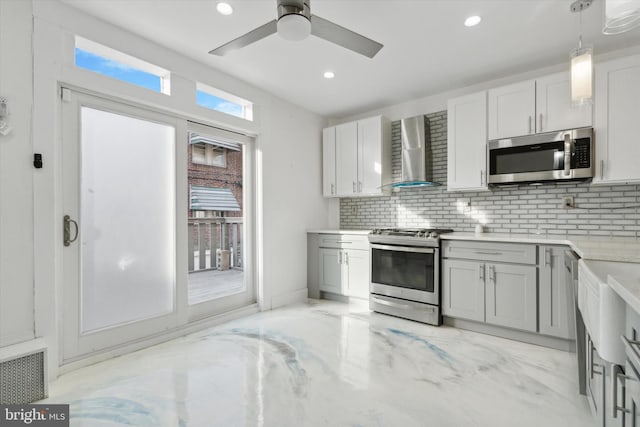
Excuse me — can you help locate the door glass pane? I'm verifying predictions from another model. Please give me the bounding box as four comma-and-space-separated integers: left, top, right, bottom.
371, 249, 434, 292
81, 107, 175, 332
187, 131, 245, 304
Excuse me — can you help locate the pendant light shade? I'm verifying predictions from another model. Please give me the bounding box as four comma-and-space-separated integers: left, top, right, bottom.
603, 0, 640, 34
571, 46, 593, 105
570, 0, 593, 105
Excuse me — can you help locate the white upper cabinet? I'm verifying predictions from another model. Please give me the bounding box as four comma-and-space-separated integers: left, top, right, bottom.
536, 72, 592, 133
594, 54, 640, 184
322, 116, 391, 197
322, 127, 336, 197
447, 91, 489, 191
488, 73, 592, 140
488, 80, 536, 140
335, 121, 359, 196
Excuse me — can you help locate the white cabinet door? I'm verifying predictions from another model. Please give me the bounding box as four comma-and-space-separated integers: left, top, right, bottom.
594, 55, 640, 184
345, 249, 370, 299
536, 71, 592, 133
488, 80, 536, 140
485, 263, 537, 332
335, 122, 359, 196
318, 248, 343, 294
358, 116, 383, 195
322, 127, 337, 197
442, 259, 485, 322
447, 91, 488, 191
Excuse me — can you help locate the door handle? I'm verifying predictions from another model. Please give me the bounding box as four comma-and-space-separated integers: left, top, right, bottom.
63, 215, 79, 247
563, 133, 572, 176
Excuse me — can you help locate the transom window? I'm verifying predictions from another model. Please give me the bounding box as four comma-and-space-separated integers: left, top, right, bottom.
196, 82, 253, 121
74, 37, 171, 95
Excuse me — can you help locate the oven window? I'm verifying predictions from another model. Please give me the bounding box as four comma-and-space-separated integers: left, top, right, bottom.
371, 248, 434, 292
490, 141, 564, 175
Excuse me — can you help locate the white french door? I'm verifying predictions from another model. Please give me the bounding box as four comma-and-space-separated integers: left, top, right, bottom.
61, 89, 186, 361
60, 89, 256, 363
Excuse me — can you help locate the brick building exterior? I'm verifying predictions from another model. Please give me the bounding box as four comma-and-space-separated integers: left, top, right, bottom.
187, 139, 243, 218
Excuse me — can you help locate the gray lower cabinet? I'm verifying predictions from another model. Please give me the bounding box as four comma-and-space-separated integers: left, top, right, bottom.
308, 233, 370, 300
539, 245, 575, 339
485, 262, 537, 332
344, 249, 369, 299
442, 259, 485, 322
318, 248, 343, 294
442, 240, 540, 334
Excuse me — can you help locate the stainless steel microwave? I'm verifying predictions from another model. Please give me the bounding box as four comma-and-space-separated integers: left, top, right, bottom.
488, 127, 594, 185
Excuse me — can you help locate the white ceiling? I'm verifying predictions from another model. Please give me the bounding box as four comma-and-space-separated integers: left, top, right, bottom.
60, 0, 640, 118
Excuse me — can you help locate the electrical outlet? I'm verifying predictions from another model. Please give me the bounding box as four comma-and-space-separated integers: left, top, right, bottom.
457, 198, 471, 213
351, 205, 358, 215
562, 195, 575, 209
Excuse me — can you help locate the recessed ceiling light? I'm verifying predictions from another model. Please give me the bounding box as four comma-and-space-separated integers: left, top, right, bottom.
323, 71, 335, 79
464, 15, 482, 27
217, 2, 233, 16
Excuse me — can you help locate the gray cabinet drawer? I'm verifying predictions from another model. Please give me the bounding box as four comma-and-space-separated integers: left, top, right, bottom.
442, 240, 537, 265
318, 234, 369, 250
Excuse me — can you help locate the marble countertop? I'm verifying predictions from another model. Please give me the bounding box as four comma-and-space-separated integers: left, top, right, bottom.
442, 232, 640, 263
307, 229, 371, 235
581, 259, 640, 316
308, 229, 640, 263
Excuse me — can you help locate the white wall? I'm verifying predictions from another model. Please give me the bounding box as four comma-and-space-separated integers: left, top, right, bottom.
257, 96, 331, 308
0, 0, 35, 347
0, 0, 332, 377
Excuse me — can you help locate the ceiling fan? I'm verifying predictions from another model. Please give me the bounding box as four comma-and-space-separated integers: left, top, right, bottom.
209, 0, 383, 58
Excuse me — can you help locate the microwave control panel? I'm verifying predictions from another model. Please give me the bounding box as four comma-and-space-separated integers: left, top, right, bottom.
573, 139, 591, 168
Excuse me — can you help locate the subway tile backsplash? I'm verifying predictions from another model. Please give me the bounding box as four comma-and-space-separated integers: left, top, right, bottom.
340, 111, 640, 237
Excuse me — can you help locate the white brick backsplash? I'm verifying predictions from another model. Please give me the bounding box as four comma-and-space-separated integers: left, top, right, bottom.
340, 111, 640, 237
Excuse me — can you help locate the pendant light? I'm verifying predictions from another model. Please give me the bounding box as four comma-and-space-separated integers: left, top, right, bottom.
570, 0, 594, 105
603, 0, 640, 34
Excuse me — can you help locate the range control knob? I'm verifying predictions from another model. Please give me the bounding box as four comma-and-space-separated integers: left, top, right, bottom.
428, 232, 439, 238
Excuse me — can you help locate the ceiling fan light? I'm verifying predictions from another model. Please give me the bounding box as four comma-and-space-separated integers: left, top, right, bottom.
277, 14, 311, 41
603, 0, 640, 34
571, 46, 593, 105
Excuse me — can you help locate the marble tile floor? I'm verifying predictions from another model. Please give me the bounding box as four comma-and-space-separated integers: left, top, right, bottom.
41, 300, 595, 427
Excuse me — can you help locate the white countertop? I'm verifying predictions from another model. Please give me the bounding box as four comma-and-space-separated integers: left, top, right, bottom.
307, 229, 371, 235
582, 259, 640, 316
443, 232, 640, 263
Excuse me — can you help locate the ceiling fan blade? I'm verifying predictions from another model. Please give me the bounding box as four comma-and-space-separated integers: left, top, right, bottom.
310, 15, 383, 58
209, 20, 278, 56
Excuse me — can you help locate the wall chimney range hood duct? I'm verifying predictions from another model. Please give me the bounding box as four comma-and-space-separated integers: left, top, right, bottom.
391, 115, 440, 188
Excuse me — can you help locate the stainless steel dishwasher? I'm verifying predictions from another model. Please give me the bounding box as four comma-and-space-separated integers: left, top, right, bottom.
565, 249, 586, 395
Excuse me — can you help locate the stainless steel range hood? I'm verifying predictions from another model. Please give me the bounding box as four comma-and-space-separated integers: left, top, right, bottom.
391, 115, 440, 188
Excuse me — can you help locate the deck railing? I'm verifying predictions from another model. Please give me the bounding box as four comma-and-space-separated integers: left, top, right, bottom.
188, 217, 243, 272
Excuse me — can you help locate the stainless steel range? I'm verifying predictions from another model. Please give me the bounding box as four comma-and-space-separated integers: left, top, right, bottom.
368, 228, 453, 325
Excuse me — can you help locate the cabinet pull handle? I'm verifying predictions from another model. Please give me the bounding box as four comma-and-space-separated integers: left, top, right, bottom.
539, 113, 543, 132
544, 248, 551, 267
475, 251, 501, 255
600, 160, 604, 180
331, 183, 335, 195
491, 265, 496, 282
528, 116, 532, 134
344, 251, 349, 265
612, 364, 632, 418
358, 181, 362, 193
479, 264, 485, 281
480, 170, 484, 186
352, 181, 356, 192
338, 251, 342, 264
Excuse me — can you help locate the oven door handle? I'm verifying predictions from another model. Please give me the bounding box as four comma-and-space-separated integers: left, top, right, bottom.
370, 244, 435, 254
